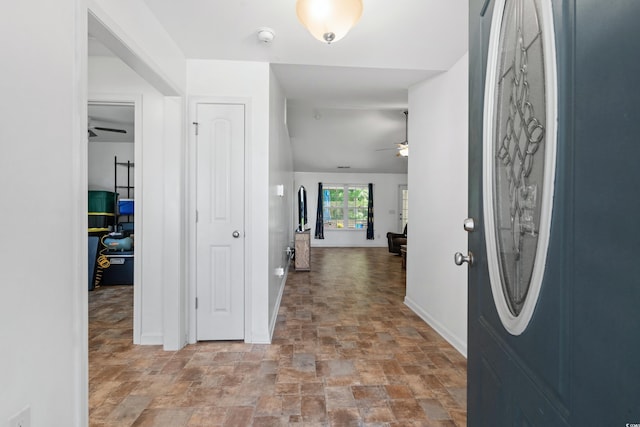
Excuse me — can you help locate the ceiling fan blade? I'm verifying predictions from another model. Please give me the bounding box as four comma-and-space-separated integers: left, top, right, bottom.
93, 126, 127, 134
372, 111, 409, 154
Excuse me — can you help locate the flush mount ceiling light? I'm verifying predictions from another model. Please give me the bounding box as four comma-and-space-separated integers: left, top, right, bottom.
296, 0, 363, 44
257, 27, 275, 43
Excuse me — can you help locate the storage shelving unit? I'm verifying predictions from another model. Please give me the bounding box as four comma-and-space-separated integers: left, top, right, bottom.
114, 156, 134, 223
96, 156, 135, 286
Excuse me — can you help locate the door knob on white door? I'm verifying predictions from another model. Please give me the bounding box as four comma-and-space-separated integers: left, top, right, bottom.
454, 251, 474, 266
232, 230, 240, 238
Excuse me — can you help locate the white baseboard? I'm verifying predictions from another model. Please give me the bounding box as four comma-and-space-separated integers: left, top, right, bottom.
404, 296, 467, 358
310, 243, 387, 248
139, 332, 163, 346
267, 260, 290, 343
249, 332, 272, 345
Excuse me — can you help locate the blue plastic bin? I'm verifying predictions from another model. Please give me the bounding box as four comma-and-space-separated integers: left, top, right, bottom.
118, 199, 134, 215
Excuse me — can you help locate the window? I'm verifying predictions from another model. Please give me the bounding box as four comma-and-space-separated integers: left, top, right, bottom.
322, 184, 369, 230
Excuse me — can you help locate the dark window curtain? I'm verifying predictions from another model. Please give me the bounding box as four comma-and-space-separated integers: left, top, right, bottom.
315, 182, 324, 239
366, 183, 374, 240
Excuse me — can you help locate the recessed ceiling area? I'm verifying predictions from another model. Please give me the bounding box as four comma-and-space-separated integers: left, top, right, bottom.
288, 107, 409, 173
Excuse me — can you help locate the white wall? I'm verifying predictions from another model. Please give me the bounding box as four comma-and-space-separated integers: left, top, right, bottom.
0, 0, 87, 425
268, 71, 295, 335
405, 52, 469, 357
88, 142, 134, 191
294, 172, 408, 247
89, 56, 166, 345
187, 59, 272, 343
89, 0, 186, 95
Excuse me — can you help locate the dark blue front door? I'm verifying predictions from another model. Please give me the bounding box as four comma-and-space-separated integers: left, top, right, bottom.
468, 0, 640, 425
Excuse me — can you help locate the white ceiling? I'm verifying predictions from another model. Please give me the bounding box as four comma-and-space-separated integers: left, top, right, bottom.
90, 1, 468, 173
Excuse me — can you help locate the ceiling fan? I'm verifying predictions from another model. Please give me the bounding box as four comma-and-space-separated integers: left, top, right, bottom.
376, 111, 409, 157
88, 118, 127, 138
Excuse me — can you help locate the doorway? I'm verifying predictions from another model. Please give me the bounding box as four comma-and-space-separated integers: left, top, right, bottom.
398, 184, 408, 232
87, 6, 186, 351
82, 7, 186, 425
87, 94, 144, 344
87, 100, 140, 341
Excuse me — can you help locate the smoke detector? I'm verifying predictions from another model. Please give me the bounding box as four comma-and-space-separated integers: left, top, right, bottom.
257, 27, 275, 43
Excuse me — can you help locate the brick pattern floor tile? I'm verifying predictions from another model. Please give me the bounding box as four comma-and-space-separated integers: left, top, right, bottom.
90, 248, 467, 426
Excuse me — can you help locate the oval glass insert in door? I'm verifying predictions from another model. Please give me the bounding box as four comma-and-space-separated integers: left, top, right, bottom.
483, 0, 558, 335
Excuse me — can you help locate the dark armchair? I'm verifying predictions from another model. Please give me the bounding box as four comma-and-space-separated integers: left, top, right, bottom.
386, 224, 407, 254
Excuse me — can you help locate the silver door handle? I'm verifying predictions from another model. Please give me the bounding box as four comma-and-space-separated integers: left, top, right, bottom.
454, 251, 474, 266
232, 230, 240, 238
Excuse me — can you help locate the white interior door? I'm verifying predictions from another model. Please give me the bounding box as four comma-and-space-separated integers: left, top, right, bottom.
195, 103, 244, 341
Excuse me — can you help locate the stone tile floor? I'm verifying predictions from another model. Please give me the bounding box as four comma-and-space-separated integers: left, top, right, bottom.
89, 247, 467, 426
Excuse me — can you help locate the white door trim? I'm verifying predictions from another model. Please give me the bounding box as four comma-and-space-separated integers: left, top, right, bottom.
187, 96, 252, 344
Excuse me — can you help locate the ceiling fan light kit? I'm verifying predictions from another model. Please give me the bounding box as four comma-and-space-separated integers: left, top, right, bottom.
398, 111, 409, 157
296, 0, 363, 44
373, 111, 410, 157
374, 111, 409, 157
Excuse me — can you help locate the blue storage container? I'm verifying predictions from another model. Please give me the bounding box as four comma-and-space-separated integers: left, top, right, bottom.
118, 199, 134, 215
101, 251, 134, 285
89, 191, 116, 213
